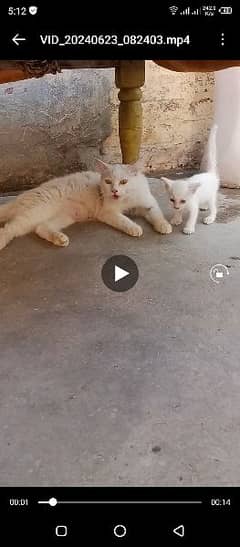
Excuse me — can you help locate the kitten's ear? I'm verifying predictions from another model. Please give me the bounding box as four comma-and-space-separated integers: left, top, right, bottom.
95, 159, 111, 175
127, 158, 145, 175
161, 177, 172, 192
188, 182, 201, 195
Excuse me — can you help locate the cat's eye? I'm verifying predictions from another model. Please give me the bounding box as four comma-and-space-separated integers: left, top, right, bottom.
120, 179, 128, 185
180, 199, 186, 204
105, 179, 112, 184
170, 198, 175, 202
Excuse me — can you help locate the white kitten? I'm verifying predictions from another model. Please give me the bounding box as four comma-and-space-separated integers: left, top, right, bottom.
162, 124, 219, 235
0, 160, 171, 250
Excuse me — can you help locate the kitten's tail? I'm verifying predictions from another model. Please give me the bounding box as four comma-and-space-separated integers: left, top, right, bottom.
0, 201, 13, 222
207, 123, 218, 174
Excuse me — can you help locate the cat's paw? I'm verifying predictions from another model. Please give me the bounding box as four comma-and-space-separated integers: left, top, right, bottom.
128, 224, 143, 237
202, 215, 215, 225
171, 216, 182, 226
183, 226, 195, 235
156, 221, 172, 234
53, 233, 70, 247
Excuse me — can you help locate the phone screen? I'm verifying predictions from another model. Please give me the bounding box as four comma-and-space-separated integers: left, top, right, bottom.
0, 2, 239, 545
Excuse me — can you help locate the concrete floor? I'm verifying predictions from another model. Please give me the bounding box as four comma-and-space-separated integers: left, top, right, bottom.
1, 179, 240, 486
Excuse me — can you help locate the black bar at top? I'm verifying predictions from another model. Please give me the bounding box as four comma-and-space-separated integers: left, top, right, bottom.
0, 2, 239, 60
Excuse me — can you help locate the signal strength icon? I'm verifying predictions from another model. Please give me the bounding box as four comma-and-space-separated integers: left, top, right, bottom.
180, 7, 200, 15
192, 8, 200, 15
180, 7, 190, 15
169, 6, 179, 15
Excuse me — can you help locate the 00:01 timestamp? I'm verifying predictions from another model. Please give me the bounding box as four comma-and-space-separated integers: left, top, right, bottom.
40, 34, 191, 48
9, 498, 29, 506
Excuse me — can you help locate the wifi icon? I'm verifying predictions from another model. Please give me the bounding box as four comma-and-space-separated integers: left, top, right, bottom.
169, 5, 179, 14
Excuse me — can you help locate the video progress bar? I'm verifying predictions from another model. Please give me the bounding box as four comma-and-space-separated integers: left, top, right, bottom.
38, 498, 203, 506
59, 501, 203, 505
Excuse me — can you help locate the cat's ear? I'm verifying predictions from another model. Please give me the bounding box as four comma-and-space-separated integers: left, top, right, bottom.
127, 159, 145, 175
161, 177, 172, 192
95, 159, 111, 175
188, 183, 201, 195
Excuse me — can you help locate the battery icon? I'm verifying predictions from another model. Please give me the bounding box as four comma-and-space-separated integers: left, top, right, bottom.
218, 6, 232, 14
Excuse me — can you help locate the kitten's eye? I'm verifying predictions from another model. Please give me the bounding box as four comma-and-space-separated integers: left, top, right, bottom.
105, 179, 112, 185
170, 198, 175, 202
180, 199, 186, 204
120, 178, 128, 185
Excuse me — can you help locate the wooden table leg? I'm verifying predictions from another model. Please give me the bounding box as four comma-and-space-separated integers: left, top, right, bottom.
115, 61, 145, 164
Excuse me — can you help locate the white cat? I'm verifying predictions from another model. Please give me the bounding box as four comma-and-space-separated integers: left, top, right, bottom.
0, 160, 172, 250
162, 124, 219, 234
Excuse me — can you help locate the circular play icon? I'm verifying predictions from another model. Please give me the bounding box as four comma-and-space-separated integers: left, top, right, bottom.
101, 255, 139, 292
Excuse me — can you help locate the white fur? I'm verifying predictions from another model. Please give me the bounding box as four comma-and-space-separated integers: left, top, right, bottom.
0, 160, 172, 250
162, 124, 219, 234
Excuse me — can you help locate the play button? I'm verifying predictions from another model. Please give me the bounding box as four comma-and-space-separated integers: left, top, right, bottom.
114, 265, 130, 283
101, 255, 139, 292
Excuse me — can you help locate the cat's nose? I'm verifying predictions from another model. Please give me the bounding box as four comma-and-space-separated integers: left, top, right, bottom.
112, 189, 118, 194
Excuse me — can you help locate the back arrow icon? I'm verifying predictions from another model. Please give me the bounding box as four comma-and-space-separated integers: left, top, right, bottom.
173, 524, 185, 538
12, 33, 26, 46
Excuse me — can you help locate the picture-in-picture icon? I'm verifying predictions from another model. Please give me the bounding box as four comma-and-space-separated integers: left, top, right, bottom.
209, 264, 230, 284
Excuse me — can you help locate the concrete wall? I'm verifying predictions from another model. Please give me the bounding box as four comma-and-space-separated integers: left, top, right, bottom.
103, 63, 214, 175
0, 62, 214, 193
0, 69, 113, 192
